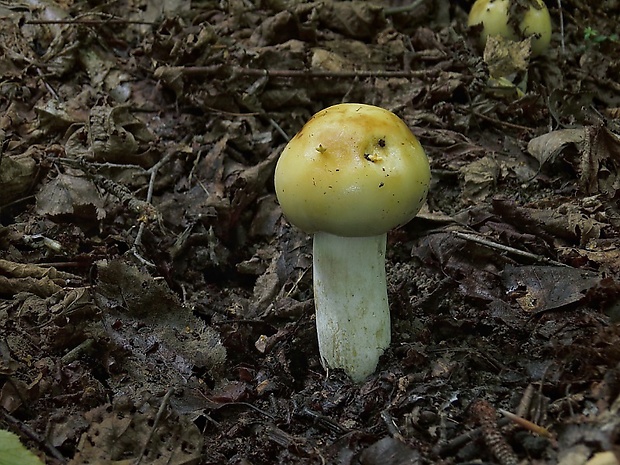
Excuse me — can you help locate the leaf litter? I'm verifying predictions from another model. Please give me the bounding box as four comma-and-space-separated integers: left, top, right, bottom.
1, 0, 620, 464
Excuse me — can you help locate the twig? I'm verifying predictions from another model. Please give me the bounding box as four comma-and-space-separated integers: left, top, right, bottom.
26, 19, 156, 25
166, 65, 441, 80
145, 151, 174, 202
269, 118, 290, 142
498, 408, 552, 438
0, 408, 66, 462
381, 410, 405, 441
129, 152, 174, 265
452, 231, 569, 267
433, 417, 511, 457
134, 388, 175, 465
93, 175, 159, 223
61, 338, 94, 364
35, 67, 60, 101
25, 11, 155, 26
515, 383, 535, 418
473, 110, 534, 132
557, 0, 566, 55
297, 406, 348, 434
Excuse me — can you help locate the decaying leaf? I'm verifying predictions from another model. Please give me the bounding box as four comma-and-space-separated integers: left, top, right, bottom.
412, 232, 506, 301
35, 99, 82, 134
359, 436, 421, 465
493, 198, 607, 246
0, 153, 37, 204
460, 155, 501, 204
2, 1, 620, 464
503, 264, 602, 313
65, 104, 155, 165
527, 127, 584, 167
481, 35, 531, 98
558, 240, 620, 275
484, 35, 531, 79
70, 400, 202, 465
0, 429, 44, 465
78, 45, 132, 100
95, 259, 226, 377
315, 1, 385, 39
528, 124, 620, 195
35, 174, 106, 221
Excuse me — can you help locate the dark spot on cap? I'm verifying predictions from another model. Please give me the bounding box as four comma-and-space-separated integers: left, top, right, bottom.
378, 138, 386, 147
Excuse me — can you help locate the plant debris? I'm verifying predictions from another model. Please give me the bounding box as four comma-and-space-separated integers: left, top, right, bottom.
1, 0, 620, 463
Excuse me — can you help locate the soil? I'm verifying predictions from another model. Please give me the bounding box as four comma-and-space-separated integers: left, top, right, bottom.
1, 1, 620, 464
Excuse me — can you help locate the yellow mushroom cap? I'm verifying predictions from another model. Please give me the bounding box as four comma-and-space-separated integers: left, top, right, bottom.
468, 0, 552, 56
274, 103, 431, 238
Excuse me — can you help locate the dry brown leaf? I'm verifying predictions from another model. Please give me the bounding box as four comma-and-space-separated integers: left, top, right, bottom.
316, 1, 385, 39
484, 35, 531, 79
493, 198, 607, 246
528, 124, 620, 195
0, 153, 37, 204
65, 104, 155, 165
35, 174, 106, 221
527, 127, 584, 167
95, 259, 226, 376
70, 400, 203, 465
460, 155, 501, 204
503, 264, 601, 313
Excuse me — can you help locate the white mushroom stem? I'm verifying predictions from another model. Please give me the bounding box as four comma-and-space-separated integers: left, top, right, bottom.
312, 231, 391, 382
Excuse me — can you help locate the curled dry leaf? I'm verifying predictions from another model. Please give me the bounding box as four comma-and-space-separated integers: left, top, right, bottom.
527, 128, 585, 168
0, 259, 80, 297
528, 124, 620, 195
460, 155, 502, 204
65, 104, 155, 166
493, 198, 607, 247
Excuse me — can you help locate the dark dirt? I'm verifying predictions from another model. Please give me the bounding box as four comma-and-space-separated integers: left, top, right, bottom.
1, 1, 620, 464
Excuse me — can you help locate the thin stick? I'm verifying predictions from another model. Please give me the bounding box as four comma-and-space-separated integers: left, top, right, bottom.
498, 408, 552, 438
25, 19, 156, 25
134, 388, 175, 465
473, 111, 534, 132
452, 231, 569, 267
557, 0, 566, 55
0, 409, 66, 462
130, 152, 174, 265
380, 410, 405, 441
172, 65, 441, 80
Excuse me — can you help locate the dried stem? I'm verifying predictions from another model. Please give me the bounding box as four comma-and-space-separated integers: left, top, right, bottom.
168, 65, 442, 80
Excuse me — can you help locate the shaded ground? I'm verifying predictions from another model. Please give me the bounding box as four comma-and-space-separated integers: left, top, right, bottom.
1, 0, 620, 464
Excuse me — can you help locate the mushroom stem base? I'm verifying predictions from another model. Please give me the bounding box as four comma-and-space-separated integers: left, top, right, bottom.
313, 231, 390, 382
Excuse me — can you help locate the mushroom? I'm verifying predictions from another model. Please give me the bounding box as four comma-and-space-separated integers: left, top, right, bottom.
468, 0, 552, 56
274, 103, 430, 382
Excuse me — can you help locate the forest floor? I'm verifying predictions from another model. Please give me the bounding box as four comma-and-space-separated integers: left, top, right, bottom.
1, 0, 619, 464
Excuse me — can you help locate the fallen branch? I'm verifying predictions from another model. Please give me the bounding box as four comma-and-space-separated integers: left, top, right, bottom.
156, 65, 444, 81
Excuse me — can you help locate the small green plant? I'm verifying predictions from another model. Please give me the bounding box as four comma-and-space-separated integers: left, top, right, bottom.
0, 430, 44, 465
584, 26, 619, 44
